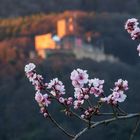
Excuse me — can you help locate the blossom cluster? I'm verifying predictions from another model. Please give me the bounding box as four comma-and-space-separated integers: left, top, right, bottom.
71, 69, 104, 112
25, 63, 51, 117
81, 107, 94, 119
101, 79, 128, 105
47, 78, 73, 110
70, 69, 89, 88
125, 18, 140, 56
47, 78, 65, 96
25, 63, 129, 119
25, 63, 73, 117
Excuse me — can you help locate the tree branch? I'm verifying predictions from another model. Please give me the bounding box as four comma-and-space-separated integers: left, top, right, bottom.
48, 113, 75, 138
129, 117, 140, 140
73, 113, 140, 140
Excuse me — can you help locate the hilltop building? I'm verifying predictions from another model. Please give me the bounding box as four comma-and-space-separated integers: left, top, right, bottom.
35, 33, 56, 58
35, 17, 76, 58
34, 16, 117, 62
57, 17, 75, 38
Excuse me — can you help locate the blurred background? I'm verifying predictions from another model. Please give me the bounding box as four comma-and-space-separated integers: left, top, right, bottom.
0, 0, 140, 140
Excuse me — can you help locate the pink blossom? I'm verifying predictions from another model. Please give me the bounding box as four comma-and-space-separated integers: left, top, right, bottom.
101, 91, 127, 105
81, 107, 94, 119
85, 110, 90, 116
72, 80, 83, 88
125, 18, 139, 33
35, 92, 44, 103
66, 97, 73, 105
43, 94, 51, 107
70, 69, 89, 88
131, 27, 140, 40
84, 94, 89, 99
89, 78, 104, 87
101, 79, 128, 105
70, 70, 78, 81
81, 114, 85, 119
73, 100, 84, 109
112, 91, 127, 103
125, 18, 140, 56
59, 97, 65, 103
114, 79, 128, 92
35, 92, 51, 107
89, 78, 104, 97
74, 88, 83, 99
43, 113, 48, 118
24, 63, 36, 73
90, 87, 103, 97
137, 44, 140, 56
26, 70, 44, 92
40, 107, 46, 113
48, 78, 65, 95
74, 88, 89, 100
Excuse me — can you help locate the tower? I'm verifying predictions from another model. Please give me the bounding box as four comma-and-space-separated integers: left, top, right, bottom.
57, 17, 75, 39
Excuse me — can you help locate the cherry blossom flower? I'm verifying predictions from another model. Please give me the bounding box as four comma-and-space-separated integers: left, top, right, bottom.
43, 94, 51, 107
58, 97, 73, 106
125, 18, 139, 33
74, 88, 90, 100
35, 92, 51, 107
24, 63, 36, 73
35, 92, 44, 103
81, 107, 95, 119
66, 97, 73, 105
89, 78, 104, 97
88, 78, 104, 87
114, 79, 128, 92
40, 107, 48, 118
59, 97, 65, 103
137, 44, 140, 56
101, 91, 127, 105
25, 63, 44, 92
112, 91, 127, 103
73, 100, 84, 109
43, 113, 48, 118
70, 69, 89, 88
48, 78, 65, 95
125, 18, 140, 56
101, 79, 128, 105
131, 27, 140, 40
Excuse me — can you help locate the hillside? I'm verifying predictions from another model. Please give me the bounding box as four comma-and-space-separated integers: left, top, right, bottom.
0, 11, 139, 64
1, 57, 140, 140
0, 0, 140, 18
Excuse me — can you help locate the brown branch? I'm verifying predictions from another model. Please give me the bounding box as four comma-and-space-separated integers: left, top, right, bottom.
97, 112, 125, 116
48, 113, 75, 138
129, 117, 140, 140
70, 110, 95, 124
51, 95, 94, 124
72, 113, 140, 140
116, 106, 127, 115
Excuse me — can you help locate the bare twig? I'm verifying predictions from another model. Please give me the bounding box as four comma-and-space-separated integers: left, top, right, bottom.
111, 105, 118, 118
129, 117, 140, 140
48, 113, 75, 138
86, 99, 93, 107
70, 110, 95, 124
73, 113, 140, 140
97, 112, 125, 116
116, 106, 127, 115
